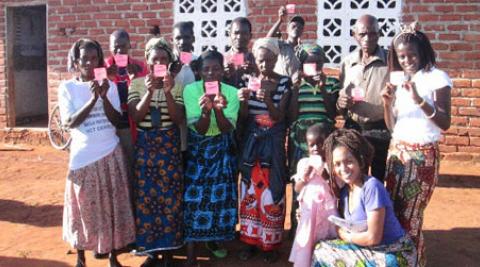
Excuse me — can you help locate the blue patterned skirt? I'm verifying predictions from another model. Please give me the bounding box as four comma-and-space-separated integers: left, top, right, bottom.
184, 130, 238, 242
133, 127, 184, 254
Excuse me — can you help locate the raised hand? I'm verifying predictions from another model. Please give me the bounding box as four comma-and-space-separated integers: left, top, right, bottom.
381, 82, 396, 107
237, 87, 251, 102
199, 94, 213, 114
213, 94, 228, 110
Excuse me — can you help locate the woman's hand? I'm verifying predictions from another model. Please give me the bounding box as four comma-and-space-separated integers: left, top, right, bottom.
278, 6, 287, 21
98, 79, 109, 99
403, 81, 423, 104
145, 74, 163, 93
381, 82, 396, 107
337, 88, 353, 109
163, 74, 175, 95
237, 87, 251, 102
89, 80, 100, 100
301, 165, 314, 183
213, 94, 228, 110
199, 94, 213, 114
312, 71, 327, 88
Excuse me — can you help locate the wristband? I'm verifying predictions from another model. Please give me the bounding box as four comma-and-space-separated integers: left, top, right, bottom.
425, 107, 437, 119
416, 98, 426, 107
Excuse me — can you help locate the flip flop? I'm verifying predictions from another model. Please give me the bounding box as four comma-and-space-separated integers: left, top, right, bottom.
205, 242, 228, 258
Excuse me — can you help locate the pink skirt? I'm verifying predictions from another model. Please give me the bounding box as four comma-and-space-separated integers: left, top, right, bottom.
62, 145, 135, 253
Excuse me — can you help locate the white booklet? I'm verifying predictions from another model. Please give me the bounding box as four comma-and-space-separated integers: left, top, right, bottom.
328, 215, 368, 233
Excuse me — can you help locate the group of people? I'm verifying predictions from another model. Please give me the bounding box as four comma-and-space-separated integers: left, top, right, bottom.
58, 7, 451, 267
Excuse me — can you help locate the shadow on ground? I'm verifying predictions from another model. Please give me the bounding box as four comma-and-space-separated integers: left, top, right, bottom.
425, 227, 480, 267
0, 199, 62, 227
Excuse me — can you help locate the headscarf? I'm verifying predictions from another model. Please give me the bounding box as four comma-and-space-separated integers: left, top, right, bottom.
145, 37, 176, 62
298, 43, 326, 64
252, 37, 280, 57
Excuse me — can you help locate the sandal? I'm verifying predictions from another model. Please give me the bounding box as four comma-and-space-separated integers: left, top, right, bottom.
237, 246, 256, 261
205, 242, 228, 258
263, 250, 279, 264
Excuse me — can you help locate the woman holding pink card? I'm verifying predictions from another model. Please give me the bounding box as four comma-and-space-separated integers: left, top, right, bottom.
127, 37, 185, 267
237, 37, 291, 263
382, 23, 451, 267
60, 38, 135, 267
182, 50, 240, 266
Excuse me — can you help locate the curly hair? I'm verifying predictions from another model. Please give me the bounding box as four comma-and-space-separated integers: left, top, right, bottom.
67, 38, 104, 72
323, 128, 374, 195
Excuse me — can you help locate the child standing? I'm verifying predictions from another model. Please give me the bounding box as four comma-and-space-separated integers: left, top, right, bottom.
289, 123, 338, 267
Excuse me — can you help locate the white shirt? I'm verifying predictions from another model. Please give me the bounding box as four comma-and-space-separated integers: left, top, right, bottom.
58, 79, 121, 170
392, 68, 452, 144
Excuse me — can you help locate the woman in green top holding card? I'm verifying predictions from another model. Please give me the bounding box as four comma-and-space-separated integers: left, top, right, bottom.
182, 50, 240, 266
127, 37, 185, 267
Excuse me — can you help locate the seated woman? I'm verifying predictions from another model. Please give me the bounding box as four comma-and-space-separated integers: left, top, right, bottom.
311, 129, 417, 267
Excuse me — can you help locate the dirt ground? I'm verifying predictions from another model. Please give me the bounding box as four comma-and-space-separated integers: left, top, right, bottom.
0, 145, 479, 267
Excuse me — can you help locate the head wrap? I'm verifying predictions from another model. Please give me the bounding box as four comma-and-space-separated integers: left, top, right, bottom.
299, 43, 326, 63
252, 37, 280, 57
145, 37, 176, 62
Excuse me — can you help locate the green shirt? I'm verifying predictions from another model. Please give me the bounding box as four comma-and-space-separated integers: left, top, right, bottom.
183, 81, 240, 136
297, 76, 340, 123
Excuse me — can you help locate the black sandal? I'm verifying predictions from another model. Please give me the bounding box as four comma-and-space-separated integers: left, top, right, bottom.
238, 246, 257, 261
263, 250, 279, 264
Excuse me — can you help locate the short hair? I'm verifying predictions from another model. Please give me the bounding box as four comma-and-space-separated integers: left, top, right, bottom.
306, 122, 334, 141
198, 49, 224, 69
323, 128, 374, 177
290, 16, 305, 27
353, 14, 379, 33
173, 21, 194, 35
388, 30, 436, 72
110, 29, 130, 41
67, 38, 104, 72
231, 17, 252, 33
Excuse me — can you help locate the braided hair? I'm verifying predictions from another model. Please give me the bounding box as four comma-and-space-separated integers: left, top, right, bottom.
388, 30, 436, 73
67, 38, 104, 72
323, 128, 374, 196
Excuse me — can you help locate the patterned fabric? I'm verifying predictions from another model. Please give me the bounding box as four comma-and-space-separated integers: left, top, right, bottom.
288, 77, 340, 175
63, 145, 135, 254
312, 235, 417, 267
247, 76, 291, 115
239, 163, 286, 251
184, 130, 238, 241
128, 77, 184, 130
385, 141, 439, 267
133, 127, 184, 254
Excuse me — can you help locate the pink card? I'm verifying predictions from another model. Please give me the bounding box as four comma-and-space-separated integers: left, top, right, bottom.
180, 52, 193, 64
94, 67, 107, 82
114, 54, 128, 67
248, 77, 261, 91
303, 63, 317, 76
153, 64, 167, 77
231, 53, 244, 67
205, 81, 219, 95
390, 71, 406, 87
352, 87, 365, 101
286, 4, 296, 14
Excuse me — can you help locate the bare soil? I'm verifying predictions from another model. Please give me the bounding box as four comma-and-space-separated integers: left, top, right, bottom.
0, 145, 479, 267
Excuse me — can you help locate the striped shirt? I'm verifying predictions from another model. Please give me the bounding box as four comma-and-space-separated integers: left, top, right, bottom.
127, 77, 184, 130
247, 76, 291, 115
297, 77, 340, 122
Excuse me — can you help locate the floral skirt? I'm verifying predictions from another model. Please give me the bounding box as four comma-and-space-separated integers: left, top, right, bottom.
62, 145, 135, 254
312, 235, 417, 267
134, 127, 184, 254
385, 141, 439, 267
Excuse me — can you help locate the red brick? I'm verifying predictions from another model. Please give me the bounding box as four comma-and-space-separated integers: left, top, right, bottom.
439, 144, 457, 153
472, 98, 480, 107
458, 107, 480, 116
451, 98, 471, 107
471, 137, 480, 147
451, 116, 468, 126
458, 146, 480, 153
456, 5, 479, 12
447, 25, 469, 31
453, 79, 472, 88
467, 128, 480, 137
462, 89, 480, 97
449, 43, 473, 51
444, 136, 469, 145
464, 34, 480, 42
471, 118, 480, 127
438, 33, 461, 40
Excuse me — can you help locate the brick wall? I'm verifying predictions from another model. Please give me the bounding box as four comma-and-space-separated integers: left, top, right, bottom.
0, 0, 479, 160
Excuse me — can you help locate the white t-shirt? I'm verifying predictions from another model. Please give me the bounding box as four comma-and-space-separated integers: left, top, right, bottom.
58, 79, 121, 170
392, 68, 452, 144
